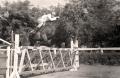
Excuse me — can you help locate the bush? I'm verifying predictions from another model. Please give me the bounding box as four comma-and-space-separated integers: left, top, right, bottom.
79, 51, 120, 65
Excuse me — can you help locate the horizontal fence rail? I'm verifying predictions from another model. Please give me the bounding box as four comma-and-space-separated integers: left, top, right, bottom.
20, 46, 120, 51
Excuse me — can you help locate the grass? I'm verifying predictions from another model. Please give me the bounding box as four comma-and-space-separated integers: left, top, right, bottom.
28, 64, 120, 78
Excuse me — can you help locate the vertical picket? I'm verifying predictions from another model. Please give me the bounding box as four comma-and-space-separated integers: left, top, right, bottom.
13, 34, 20, 78
74, 40, 79, 68
70, 39, 79, 71
6, 46, 10, 78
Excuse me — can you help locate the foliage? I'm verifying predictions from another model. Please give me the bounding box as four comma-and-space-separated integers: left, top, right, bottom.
54, 0, 120, 47
79, 51, 120, 65
0, 0, 120, 47
0, 0, 63, 46
0, 0, 52, 46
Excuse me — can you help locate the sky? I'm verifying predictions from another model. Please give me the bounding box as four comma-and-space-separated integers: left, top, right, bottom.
0, 0, 68, 8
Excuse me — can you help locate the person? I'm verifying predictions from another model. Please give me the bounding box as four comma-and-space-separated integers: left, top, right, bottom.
37, 12, 59, 28
30, 12, 59, 33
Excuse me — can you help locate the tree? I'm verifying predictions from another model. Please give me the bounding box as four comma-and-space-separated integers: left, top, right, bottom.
1, 0, 120, 47
54, 0, 120, 47
0, 0, 37, 45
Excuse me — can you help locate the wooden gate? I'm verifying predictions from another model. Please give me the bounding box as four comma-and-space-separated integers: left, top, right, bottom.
18, 46, 75, 77
0, 34, 79, 78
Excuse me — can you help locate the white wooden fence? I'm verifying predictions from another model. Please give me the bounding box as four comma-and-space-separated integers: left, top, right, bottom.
1, 34, 120, 78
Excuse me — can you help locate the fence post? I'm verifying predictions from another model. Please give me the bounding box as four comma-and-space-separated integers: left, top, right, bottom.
70, 38, 74, 49
70, 39, 79, 71
6, 46, 10, 78
10, 34, 20, 78
74, 40, 79, 68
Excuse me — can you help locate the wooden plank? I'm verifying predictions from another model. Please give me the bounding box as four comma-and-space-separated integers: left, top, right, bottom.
14, 34, 19, 70
6, 46, 10, 78
0, 38, 11, 45
68, 50, 72, 65
10, 50, 13, 75
22, 63, 49, 69
102, 48, 120, 50
20, 66, 72, 76
21, 46, 72, 50
26, 50, 34, 71
20, 46, 120, 51
12, 34, 20, 78
48, 49, 56, 69
76, 48, 120, 51
59, 50, 66, 68
19, 49, 26, 73
39, 50, 45, 70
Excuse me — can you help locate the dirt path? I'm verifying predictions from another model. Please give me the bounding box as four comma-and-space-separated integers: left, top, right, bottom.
28, 64, 120, 78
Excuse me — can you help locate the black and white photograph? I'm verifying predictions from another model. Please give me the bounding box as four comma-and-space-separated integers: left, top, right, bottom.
0, 0, 120, 78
